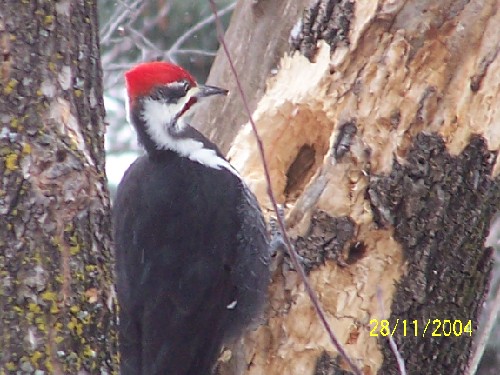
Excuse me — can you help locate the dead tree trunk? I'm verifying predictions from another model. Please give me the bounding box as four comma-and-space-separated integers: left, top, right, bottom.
205, 1, 500, 374
0, 2, 118, 374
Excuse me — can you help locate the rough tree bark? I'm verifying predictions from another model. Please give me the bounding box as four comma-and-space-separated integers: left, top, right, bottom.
201, 1, 500, 374
0, 2, 118, 374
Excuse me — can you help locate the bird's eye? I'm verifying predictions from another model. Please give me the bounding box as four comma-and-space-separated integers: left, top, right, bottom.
182, 80, 191, 92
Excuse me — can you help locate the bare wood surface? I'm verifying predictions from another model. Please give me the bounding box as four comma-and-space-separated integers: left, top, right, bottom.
214, 0, 500, 374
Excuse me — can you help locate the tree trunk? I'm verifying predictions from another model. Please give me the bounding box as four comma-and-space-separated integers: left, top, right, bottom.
204, 1, 500, 374
0, 2, 118, 374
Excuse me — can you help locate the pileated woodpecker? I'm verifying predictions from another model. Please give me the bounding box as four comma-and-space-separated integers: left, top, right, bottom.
113, 62, 270, 375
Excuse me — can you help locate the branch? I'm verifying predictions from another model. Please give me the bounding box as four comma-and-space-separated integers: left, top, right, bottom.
172, 49, 217, 57
100, 0, 144, 45
467, 277, 500, 375
377, 288, 407, 375
127, 27, 163, 61
167, 1, 236, 60
142, 1, 172, 34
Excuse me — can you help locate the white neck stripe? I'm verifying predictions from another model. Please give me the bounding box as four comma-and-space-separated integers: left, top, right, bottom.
140, 99, 240, 176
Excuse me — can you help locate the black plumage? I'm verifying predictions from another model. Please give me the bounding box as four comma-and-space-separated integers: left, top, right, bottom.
113, 126, 270, 374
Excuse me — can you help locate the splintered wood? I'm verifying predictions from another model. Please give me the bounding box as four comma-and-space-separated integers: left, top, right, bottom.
224, 1, 499, 374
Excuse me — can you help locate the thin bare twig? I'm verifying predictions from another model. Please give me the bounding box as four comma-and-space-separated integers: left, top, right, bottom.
100, 0, 144, 45
103, 63, 136, 72
171, 49, 217, 57
208, 2, 362, 375
128, 28, 162, 52
142, 1, 172, 34
467, 280, 500, 375
127, 27, 163, 61
376, 288, 407, 375
167, 2, 236, 59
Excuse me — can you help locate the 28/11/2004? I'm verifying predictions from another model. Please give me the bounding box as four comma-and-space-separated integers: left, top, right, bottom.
369, 318, 473, 337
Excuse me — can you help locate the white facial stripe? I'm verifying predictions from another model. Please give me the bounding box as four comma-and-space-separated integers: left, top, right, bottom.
141, 87, 200, 131
143, 96, 189, 131
125, 90, 131, 125
140, 98, 239, 176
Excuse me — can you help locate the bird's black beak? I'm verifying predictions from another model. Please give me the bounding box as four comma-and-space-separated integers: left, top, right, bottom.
194, 84, 229, 98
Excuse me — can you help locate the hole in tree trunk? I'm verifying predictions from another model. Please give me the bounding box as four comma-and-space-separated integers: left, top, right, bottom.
284, 144, 316, 200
